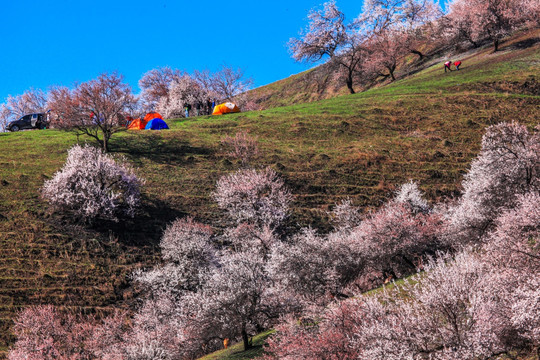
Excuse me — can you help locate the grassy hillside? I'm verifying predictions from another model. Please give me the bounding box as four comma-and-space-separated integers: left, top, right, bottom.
0, 28, 538, 357
247, 28, 540, 109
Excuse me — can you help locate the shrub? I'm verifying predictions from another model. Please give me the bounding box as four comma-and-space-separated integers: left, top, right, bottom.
220, 131, 260, 166
42, 144, 143, 222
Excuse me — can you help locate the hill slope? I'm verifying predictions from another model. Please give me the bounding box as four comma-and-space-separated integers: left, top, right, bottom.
0, 28, 539, 357
247, 28, 540, 109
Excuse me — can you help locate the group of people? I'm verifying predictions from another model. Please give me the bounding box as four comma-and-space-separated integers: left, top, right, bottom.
444, 60, 462, 72
184, 99, 218, 118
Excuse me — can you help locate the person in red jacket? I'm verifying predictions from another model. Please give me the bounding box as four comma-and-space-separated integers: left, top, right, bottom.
454, 60, 462, 70
444, 61, 452, 72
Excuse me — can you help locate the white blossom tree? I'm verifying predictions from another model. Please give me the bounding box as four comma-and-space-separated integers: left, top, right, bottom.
213, 167, 293, 229
139, 66, 183, 111
42, 144, 143, 222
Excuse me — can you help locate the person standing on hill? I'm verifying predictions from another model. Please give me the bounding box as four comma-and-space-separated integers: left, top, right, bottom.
454, 60, 462, 70
196, 102, 201, 116
184, 103, 192, 118
206, 99, 212, 115
444, 61, 453, 72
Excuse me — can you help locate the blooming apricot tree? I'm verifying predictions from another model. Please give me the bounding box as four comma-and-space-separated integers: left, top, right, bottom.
446, 0, 537, 51
138, 66, 182, 110
213, 167, 293, 229
289, 1, 368, 94
42, 144, 143, 222
48, 72, 136, 152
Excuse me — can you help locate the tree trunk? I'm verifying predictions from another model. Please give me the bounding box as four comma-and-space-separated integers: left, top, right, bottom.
468, 38, 478, 48
346, 76, 355, 94
102, 131, 110, 153
388, 65, 396, 81
411, 49, 423, 60
493, 38, 499, 52
242, 328, 251, 351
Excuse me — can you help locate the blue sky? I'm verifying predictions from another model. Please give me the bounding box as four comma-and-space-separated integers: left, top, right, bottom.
0, 0, 372, 102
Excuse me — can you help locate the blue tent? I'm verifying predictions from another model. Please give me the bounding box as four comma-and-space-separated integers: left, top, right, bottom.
145, 118, 169, 130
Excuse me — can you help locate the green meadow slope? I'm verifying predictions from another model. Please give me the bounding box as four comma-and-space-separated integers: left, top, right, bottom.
0, 29, 538, 357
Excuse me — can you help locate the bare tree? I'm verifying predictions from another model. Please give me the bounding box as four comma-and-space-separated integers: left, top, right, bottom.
220, 131, 260, 166
194, 65, 253, 102
48, 72, 136, 152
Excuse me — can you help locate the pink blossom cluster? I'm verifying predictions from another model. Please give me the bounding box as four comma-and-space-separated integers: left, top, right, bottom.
265, 123, 540, 358
8, 305, 127, 360
11, 123, 540, 358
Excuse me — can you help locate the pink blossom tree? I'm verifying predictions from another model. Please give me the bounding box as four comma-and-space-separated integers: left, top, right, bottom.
130, 218, 222, 358
442, 0, 480, 47
289, 1, 368, 94
195, 251, 293, 351
360, 0, 441, 59
269, 228, 367, 305
134, 217, 216, 295
156, 74, 209, 119
329, 198, 362, 231
348, 185, 441, 280
445, 122, 540, 247
8, 305, 88, 360
213, 167, 293, 229
42, 144, 143, 222
264, 301, 363, 360
445, 0, 536, 51
223, 223, 277, 257
48, 72, 136, 152
364, 29, 409, 81
9, 306, 128, 360
511, 277, 540, 347
486, 192, 540, 272
266, 251, 530, 359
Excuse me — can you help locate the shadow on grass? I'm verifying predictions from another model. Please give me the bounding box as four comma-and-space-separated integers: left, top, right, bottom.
508, 37, 540, 50
110, 133, 214, 166
90, 195, 189, 247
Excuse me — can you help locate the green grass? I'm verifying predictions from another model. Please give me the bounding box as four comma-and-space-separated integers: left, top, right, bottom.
0, 28, 539, 359
198, 330, 275, 360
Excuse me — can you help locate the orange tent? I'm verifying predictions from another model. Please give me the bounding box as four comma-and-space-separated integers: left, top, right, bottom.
144, 112, 163, 122
212, 102, 240, 115
128, 112, 164, 130
127, 118, 147, 130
